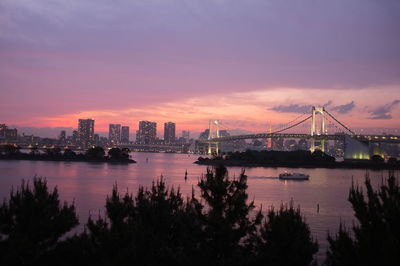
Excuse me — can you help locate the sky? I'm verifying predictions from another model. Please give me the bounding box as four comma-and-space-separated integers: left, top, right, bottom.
1, 0, 400, 138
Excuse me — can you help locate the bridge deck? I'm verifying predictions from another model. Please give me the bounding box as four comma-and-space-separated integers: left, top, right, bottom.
199, 133, 400, 143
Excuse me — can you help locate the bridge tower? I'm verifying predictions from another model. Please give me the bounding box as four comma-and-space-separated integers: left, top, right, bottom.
208, 120, 220, 155
310, 106, 327, 152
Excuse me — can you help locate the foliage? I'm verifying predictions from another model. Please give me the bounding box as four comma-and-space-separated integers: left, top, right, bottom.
326, 172, 400, 266
45, 147, 62, 157
108, 147, 129, 160
59, 179, 204, 266
0, 178, 78, 266
370, 154, 384, 163
63, 148, 77, 158
253, 203, 318, 266
198, 166, 263, 265
85, 146, 105, 159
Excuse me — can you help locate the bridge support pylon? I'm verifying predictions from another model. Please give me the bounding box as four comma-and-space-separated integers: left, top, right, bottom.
207, 120, 220, 155
310, 106, 327, 152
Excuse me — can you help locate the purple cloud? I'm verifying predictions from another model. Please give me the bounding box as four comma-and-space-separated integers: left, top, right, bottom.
271, 101, 332, 114
270, 104, 313, 114
369, 100, 400, 120
331, 101, 355, 114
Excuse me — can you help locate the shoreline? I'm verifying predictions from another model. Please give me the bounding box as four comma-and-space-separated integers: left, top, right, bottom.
0, 156, 136, 164
194, 159, 400, 170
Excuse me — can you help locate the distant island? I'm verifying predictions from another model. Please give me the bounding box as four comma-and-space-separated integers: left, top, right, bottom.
0, 145, 136, 164
195, 150, 400, 170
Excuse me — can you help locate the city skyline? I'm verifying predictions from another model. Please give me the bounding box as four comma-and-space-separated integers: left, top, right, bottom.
1, 1, 400, 135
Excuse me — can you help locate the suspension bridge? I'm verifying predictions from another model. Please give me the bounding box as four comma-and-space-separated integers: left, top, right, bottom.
200, 106, 400, 157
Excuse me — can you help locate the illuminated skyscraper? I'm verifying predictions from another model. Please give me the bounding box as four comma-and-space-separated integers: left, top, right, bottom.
182, 130, 190, 141
121, 126, 130, 143
109, 124, 121, 145
138, 121, 156, 144
164, 122, 176, 144
59, 130, 66, 144
78, 119, 95, 148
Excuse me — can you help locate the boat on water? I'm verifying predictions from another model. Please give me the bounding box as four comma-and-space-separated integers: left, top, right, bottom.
279, 172, 309, 180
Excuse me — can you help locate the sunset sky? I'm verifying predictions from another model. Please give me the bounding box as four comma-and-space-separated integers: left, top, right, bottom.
1, 0, 400, 137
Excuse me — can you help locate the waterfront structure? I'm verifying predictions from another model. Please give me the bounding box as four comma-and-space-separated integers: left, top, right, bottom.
0, 124, 7, 139
164, 122, 176, 144
0, 124, 18, 141
78, 119, 95, 148
138, 121, 156, 144
121, 126, 130, 143
109, 124, 121, 145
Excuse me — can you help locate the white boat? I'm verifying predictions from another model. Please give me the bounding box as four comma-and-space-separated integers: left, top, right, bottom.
279, 172, 309, 180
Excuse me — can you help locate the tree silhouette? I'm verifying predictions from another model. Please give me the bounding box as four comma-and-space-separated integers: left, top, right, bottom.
326, 173, 400, 266
63, 148, 77, 159
85, 146, 105, 160
198, 166, 262, 265
254, 203, 318, 266
0, 178, 78, 265
108, 147, 129, 160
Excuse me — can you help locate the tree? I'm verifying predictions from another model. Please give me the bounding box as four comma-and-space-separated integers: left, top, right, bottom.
63, 148, 76, 158
326, 173, 400, 266
254, 203, 318, 266
370, 154, 384, 163
0, 178, 78, 265
72, 179, 204, 266
45, 147, 62, 157
85, 146, 105, 160
108, 147, 129, 160
198, 166, 262, 265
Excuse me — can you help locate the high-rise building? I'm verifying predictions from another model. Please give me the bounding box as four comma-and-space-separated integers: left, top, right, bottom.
135, 130, 140, 143
59, 130, 66, 140
58, 130, 66, 144
78, 119, 95, 148
0, 124, 7, 139
109, 124, 121, 145
93, 134, 100, 145
182, 130, 190, 141
138, 121, 156, 144
72, 130, 78, 145
0, 124, 17, 140
121, 126, 130, 143
164, 122, 176, 144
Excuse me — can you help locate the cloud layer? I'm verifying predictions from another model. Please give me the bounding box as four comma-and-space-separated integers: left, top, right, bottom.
1, 1, 400, 134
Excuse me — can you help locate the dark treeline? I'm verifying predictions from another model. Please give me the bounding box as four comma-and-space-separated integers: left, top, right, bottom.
196, 150, 400, 170
0, 145, 135, 163
0, 166, 399, 266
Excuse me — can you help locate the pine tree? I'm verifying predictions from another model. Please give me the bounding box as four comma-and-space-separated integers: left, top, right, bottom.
326, 172, 400, 266
0, 178, 78, 266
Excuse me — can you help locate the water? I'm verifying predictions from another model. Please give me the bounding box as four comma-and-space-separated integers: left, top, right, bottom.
0, 152, 396, 261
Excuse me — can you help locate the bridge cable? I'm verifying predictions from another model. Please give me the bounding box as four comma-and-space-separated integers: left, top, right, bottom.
324, 110, 355, 135
270, 115, 312, 134
273, 112, 308, 132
